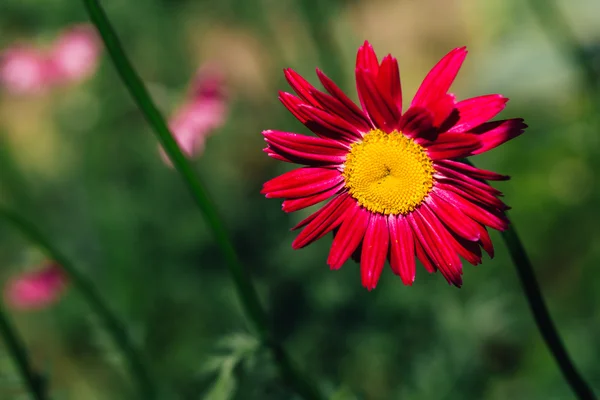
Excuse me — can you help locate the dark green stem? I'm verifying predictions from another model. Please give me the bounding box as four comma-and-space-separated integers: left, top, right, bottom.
462, 160, 596, 399
79, 1, 323, 398
0, 207, 156, 399
501, 226, 596, 399
0, 303, 47, 400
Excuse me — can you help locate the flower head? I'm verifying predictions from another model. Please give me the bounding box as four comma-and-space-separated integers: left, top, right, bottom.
4, 262, 68, 310
262, 41, 526, 290
159, 64, 228, 166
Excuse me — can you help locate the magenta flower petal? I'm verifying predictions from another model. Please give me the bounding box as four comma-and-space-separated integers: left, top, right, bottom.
355, 68, 399, 132
411, 47, 467, 109
448, 94, 508, 133
262, 42, 526, 289
471, 118, 527, 155
388, 215, 416, 285
436, 159, 510, 181
264, 130, 348, 165
361, 213, 389, 290
281, 182, 345, 212
316, 69, 371, 128
426, 132, 481, 160
377, 55, 402, 115
292, 193, 353, 248
160, 64, 228, 166
327, 205, 370, 270
262, 167, 343, 199
4, 262, 67, 310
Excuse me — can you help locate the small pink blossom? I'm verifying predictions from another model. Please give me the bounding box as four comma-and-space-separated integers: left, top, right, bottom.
0, 24, 101, 95
49, 24, 101, 84
159, 65, 228, 166
4, 262, 68, 310
0, 46, 51, 95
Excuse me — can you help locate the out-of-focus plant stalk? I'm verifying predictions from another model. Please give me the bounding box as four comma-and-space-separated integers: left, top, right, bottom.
0, 303, 47, 400
0, 207, 156, 399
79, 1, 324, 399
526, 0, 599, 95
295, 0, 346, 89
501, 225, 596, 400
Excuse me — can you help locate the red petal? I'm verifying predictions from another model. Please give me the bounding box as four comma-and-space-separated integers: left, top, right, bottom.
448, 94, 508, 133
435, 164, 503, 195
436, 160, 509, 181
408, 207, 463, 286
263, 130, 348, 165
471, 118, 527, 155
388, 215, 416, 285
284, 68, 322, 108
310, 89, 371, 132
414, 234, 437, 273
279, 92, 356, 143
292, 193, 353, 248
426, 193, 481, 241
327, 205, 370, 269
377, 55, 402, 115
299, 104, 363, 141
262, 167, 343, 198
355, 68, 399, 132
360, 213, 389, 290
435, 188, 509, 231
450, 233, 482, 266
398, 107, 436, 140
429, 93, 456, 127
435, 182, 507, 212
355, 41, 379, 74
282, 181, 344, 212
426, 133, 480, 160
478, 225, 495, 258
264, 147, 293, 163
412, 47, 467, 109
316, 69, 371, 128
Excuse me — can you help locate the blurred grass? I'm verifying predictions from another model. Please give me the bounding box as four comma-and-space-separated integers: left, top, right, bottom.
1, 0, 600, 399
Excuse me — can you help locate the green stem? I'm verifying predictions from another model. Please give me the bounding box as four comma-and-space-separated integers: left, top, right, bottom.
0, 303, 47, 400
0, 207, 156, 399
462, 160, 596, 399
296, 0, 346, 88
500, 226, 596, 399
79, 1, 323, 398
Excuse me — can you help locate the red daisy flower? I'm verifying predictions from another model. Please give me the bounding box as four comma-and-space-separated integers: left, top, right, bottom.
262, 41, 526, 290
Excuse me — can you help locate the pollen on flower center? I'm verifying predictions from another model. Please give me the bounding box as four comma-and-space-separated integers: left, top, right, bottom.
343, 129, 434, 215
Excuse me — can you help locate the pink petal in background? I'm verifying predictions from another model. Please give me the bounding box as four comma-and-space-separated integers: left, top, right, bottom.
4, 262, 68, 311
0, 23, 101, 95
48, 24, 101, 84
159, 64, 228, 166
0, 46, 52, 95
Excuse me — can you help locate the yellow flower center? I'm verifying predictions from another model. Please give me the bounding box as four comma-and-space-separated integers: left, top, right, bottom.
343, 129, 434, 215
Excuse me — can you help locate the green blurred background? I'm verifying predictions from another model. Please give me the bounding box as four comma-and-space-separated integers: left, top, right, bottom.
1, 0, 600, 398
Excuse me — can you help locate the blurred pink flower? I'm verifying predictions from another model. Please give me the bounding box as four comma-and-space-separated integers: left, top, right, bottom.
4, 262, 68, 310
0, 46, 52, 95
159, 65, 228, 166
0, 24, 101, 95
49, 24, 101, 84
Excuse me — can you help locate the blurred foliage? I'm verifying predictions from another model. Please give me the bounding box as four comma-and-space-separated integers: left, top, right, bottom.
1, 0, 600, 399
